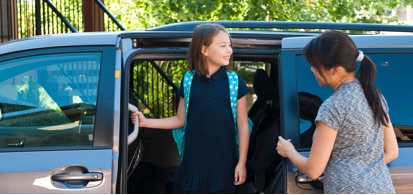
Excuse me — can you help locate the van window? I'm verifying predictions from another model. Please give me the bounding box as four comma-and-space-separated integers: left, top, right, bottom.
0, 53, 101, 148
296, 53, 413, 145
370, 53, 413, 143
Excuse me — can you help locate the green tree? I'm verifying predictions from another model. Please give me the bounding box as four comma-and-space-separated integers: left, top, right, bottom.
105, 0, 413, 30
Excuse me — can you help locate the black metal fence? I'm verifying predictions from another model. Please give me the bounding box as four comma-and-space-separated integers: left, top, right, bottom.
132, 60, 184, 118
0, 0, 125, 43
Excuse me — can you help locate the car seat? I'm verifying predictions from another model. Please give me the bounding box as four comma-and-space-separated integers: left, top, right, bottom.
243, 69, 281, 193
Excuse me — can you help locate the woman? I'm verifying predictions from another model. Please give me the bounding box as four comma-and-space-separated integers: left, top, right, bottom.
276, 30, 398, 193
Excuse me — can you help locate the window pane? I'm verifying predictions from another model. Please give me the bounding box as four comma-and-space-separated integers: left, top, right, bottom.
296, 53, 413, 145
0, 53, 101, 148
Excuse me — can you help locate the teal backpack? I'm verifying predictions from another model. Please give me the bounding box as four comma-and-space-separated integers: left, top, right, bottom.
172, 70, 253, 159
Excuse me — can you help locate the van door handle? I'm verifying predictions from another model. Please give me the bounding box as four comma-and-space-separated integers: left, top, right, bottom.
296, 174, 316, 184
51, 172, 103, 181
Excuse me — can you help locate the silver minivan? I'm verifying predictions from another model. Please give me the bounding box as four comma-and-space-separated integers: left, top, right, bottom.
0, 21, 413, 193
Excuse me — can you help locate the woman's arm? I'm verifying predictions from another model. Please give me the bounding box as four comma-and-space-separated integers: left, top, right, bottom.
133, 97, 186, 129
277, 121, 337, 179
383, 116, 398, 164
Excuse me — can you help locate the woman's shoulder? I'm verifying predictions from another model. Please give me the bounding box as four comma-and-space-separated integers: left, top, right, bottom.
320, 90, 349, 112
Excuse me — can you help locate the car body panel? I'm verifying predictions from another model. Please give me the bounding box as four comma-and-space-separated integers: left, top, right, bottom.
0, 44, 118, 193
0, 149, 112, 193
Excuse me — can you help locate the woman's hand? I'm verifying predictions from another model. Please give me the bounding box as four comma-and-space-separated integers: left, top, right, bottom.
234, 162, 247, 185
276, 136, 294, 158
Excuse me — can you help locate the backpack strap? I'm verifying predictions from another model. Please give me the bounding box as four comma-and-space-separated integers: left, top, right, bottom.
182, 71, 195, 118
227, 71, 253, 158
226, 71, 239, 124
172, 70, 194, 159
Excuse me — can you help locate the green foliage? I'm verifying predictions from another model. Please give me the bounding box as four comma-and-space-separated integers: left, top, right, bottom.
104, 0, 412, 30
104, 0, 412, 117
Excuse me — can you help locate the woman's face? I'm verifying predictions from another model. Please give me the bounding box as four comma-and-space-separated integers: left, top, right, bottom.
311, 66, 331, 86
202, 30, 233, 68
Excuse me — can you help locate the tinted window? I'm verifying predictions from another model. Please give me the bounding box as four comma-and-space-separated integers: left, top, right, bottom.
0, 53, 101, 148
296, 53, 413, 145
370, 53, 413, 143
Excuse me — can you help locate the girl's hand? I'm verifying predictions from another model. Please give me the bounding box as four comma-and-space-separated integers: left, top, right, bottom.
130, 112, 138, 124
276, 136, 294, 158
234, 162, 247, 185
131, 111, 148, 127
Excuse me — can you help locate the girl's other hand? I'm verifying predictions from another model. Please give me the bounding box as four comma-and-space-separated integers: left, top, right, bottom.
234, 162, 247, 185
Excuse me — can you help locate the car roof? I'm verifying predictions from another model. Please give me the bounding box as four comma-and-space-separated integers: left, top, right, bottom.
148, 20, 413, 32
2, 21, 413, 55
0, 32, 124, 55
282, 34, 413, 49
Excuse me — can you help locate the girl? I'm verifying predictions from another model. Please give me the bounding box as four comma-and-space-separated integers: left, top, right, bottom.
133, 23, 250, 193
276, 31, 398, 193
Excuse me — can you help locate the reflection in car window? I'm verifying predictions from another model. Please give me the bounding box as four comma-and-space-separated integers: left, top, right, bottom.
295, 55, 331, 148
298, 92, 323, 148
0, 53, 101, 148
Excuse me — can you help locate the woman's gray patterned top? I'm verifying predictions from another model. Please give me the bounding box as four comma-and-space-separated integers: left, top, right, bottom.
315, 79, 395, 194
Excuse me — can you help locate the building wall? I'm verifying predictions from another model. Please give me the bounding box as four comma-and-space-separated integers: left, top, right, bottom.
394, 5, 413, 25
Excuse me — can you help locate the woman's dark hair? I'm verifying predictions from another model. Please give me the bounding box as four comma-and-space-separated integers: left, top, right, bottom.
187, 23, 233, 76
303, 30, 389, 126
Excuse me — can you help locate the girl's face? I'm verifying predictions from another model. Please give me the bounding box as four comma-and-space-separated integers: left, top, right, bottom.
202, 30, 233, 68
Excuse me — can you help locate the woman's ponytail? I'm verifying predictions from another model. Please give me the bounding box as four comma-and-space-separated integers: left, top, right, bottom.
357, 55, 389, 126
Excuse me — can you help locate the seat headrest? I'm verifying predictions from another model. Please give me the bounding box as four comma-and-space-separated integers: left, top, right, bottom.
253, 69, 277, 101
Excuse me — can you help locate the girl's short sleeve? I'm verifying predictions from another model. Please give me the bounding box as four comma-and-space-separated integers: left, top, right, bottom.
177, 75, 185, 98
237, 74, 250, 99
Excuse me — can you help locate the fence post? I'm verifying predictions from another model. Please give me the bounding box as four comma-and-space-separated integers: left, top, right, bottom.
0, 0, 17, 43
35, 0, 41, 35
83, 0, 104, 32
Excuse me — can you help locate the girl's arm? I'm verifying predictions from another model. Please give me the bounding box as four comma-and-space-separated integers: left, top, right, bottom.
133, 97, 186, 129
383, 116, 398, 164
234, 95, 250, 185
277, 121, 337, 179
236, 95, 250, 164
